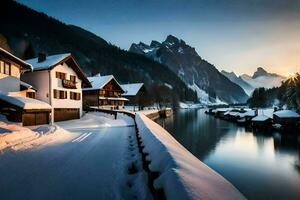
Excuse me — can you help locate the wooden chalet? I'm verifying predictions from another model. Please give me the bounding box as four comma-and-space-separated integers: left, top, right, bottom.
273, 110, 300, 131
251, 115, 272, 131
121, 83, 148, 110
0, 48, 51, 126
83, 75, 128, 110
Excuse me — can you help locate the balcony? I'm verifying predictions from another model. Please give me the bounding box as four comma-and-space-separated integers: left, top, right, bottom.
62, 79, 77, 89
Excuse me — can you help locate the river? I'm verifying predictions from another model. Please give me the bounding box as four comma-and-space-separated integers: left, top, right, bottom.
155, 109, 300, 200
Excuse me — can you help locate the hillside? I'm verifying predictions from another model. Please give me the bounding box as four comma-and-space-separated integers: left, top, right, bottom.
0, 0, 197, 102
129, 35, 249, 104
221, 70, 254, 95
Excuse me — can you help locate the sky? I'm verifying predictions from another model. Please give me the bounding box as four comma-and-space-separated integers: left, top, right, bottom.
17, 0, 300, 76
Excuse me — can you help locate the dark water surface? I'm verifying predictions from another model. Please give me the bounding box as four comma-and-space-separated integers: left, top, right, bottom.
156, 109, 300, 200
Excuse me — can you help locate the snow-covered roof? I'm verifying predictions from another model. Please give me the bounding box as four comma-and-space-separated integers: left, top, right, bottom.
216, 108, 231, 112
239, 110, 256, 118
252, 115, 271, 122
26, 53, 91, 88
274, 110, 300, 118
83, 75, 124, 92
99, 96, 129, 101
0, 93, 51, 110
20, 81, 36, 91
26, 53, 71, 71
0, 47, 32, 70
121, 83, 144, 96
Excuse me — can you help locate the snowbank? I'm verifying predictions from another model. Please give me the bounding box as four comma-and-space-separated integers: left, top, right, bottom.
0, 118, 75, 151
135, 113, 245, 200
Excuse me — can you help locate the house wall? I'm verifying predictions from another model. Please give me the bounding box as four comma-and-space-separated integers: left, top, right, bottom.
50, 62, 83, 119
21, 70, 50, 103
0, 59, 21, 94
83, 90, 99, 107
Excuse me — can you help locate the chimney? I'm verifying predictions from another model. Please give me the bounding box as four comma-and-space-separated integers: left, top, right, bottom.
38, 52, 47, 63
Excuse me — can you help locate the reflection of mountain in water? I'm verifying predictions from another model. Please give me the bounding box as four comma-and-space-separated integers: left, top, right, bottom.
156, 109, 236, 160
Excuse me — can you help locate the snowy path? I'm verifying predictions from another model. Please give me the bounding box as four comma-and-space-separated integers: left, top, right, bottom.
0, 114, 150, 200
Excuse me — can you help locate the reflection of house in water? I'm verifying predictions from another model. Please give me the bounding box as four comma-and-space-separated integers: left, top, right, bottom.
273, 134, 300, 155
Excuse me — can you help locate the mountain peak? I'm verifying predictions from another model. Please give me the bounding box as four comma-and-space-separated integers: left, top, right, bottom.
150, 40, 161, 48
165, 35, 180, 45
252, 67, 268, 78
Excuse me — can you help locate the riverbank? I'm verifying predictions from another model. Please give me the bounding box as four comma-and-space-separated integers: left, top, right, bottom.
135, 110, 245, 199
155, 109, 300, 199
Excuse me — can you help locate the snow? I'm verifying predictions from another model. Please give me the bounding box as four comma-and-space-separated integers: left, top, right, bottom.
143, 48, 155, 53
178, 47, 184, 54
0, 47, 32, 70
0, 92, 51, 110
84, 75, 123, 91
188, 83, 227, 105
252, 115, 271, 122
26, 53, 70, 71
135, 113, 245, 200
20, 81, 36, 90
273, 110, 300, 118
188, 83, 210, 104
0, 116, 75, 151
121, 83, 144, 96
164, 83, 173, 89
99, 96, 129, 101
56, 112, 134, 129
179, 102, 203, 109
0, 112, 152, 199
239, 110, 256, 118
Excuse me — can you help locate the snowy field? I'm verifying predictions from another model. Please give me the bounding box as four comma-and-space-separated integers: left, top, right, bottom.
0, 112, 151, 200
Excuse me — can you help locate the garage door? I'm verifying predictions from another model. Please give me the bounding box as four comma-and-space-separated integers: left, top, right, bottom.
54, 108, 80, 122
23, 112, 50, 126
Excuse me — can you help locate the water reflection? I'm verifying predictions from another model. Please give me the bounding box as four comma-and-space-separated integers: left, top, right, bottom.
156, 109, 300, 200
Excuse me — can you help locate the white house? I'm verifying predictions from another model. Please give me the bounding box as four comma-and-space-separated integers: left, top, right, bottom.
22, 53, 91, 122
0, 48, 52, 126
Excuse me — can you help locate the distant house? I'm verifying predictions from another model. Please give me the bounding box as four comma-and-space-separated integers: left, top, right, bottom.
273, 110, 300, 130
22, 53, 91, 122
251, 115, 272, 131
0, 48, 52, 126
121, 83, 147, 110
83, 74, 128, 110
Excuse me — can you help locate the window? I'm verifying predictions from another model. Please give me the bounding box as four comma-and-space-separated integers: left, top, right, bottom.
99, 90, 105, 96
70, 92, 81, 100
0, 60, 4, 74
70, 75, 76, 83
53, 89, 67, 99
0, 61, 11, 75
26, 92, 36, 99
56, 72, 66, 80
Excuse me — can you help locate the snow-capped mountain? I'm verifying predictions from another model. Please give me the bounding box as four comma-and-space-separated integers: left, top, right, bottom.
240, 67, 286, 90
129, 35, 248, 104
221, 70, 254, 95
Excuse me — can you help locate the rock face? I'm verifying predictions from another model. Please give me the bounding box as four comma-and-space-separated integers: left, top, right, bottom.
129, 35, 249, 103
240, 67, 286, 90
221, 70, 254, 96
